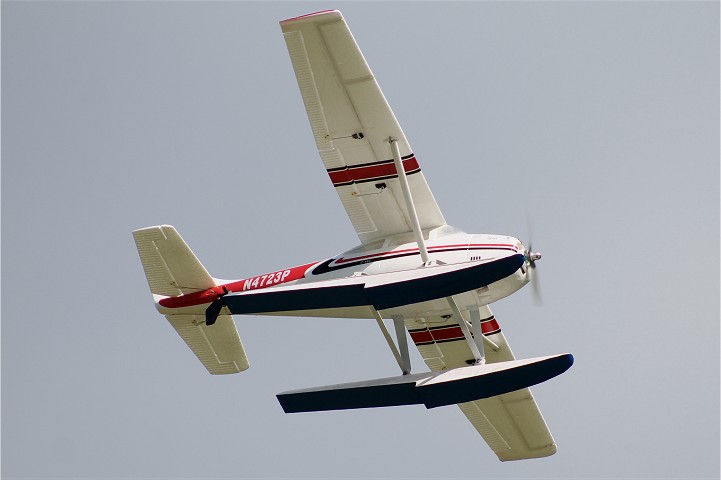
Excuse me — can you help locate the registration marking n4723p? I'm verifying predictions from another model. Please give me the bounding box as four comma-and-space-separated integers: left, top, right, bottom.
243, 270, 291, 291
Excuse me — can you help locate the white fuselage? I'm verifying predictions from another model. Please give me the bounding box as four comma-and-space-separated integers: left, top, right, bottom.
156, 227, 531, 319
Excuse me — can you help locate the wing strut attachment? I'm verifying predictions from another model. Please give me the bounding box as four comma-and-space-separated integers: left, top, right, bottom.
446, 296, 484, 364
469, 305, 499, 352
371, 307, 411, 375
390, 138, 429, 264
391, 315, 411, 375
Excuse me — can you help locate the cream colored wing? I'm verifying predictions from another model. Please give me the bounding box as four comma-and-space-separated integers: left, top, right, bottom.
406, 305, 557, 461
280, 11, 446, 244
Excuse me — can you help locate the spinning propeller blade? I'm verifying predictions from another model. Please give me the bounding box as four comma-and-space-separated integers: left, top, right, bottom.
525, 214, 543, 305
205, 286, 229, 326
527, 255, 542, 305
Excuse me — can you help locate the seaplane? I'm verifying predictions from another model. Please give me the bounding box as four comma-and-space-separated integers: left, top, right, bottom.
133, 10, 573, 461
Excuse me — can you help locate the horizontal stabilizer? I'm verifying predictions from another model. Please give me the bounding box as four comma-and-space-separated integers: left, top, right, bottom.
166, 314, 250, 375
277, 354, 573, 413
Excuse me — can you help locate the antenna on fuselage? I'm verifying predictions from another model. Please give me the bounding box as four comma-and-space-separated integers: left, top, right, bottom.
389, 138, 430, 265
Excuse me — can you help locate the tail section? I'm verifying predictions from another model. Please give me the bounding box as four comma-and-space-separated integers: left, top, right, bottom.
133, 225, 216, 297
132, 225, 250, 374
164, 314, 249, 375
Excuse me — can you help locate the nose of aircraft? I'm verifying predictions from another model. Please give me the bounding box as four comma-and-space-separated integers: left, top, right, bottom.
528, 251, 542, 263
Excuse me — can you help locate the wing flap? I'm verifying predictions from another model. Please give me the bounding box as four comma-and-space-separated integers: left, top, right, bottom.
335, 184, 377, 234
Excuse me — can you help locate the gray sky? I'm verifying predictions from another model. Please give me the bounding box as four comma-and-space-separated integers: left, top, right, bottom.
2, 2, 719, 479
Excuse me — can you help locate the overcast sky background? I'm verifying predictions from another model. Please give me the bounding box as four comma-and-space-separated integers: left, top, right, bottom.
2, 2, 719, 479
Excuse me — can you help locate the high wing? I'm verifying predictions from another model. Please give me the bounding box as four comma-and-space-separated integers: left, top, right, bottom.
405, 306, 557, 461
280, 11, 557, 459
280, 11, 446, 245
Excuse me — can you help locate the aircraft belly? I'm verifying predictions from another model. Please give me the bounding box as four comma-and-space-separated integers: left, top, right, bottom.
249, 306, 376, 319
220, 254, 525, 318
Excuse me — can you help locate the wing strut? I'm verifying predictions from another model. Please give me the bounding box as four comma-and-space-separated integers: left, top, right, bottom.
446, 296, 485, 364
390, 139, 429, 264
371, 307, 411, 374
469, 305, 499, 352
391, 315, 411, 374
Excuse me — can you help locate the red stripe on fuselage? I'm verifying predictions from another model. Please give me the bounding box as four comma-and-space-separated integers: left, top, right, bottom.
158, 261, 318, 309
159, 241, 520, 310
334, 243, 518, 265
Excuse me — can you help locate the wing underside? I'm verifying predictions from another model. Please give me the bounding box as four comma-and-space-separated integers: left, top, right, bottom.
280, 11, 554, 460
406, 306, 557, 461
281, 11, 446, 244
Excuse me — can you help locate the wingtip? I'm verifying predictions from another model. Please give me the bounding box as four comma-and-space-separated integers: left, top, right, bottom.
279, 10, 341, 26
497, 443, 557, 461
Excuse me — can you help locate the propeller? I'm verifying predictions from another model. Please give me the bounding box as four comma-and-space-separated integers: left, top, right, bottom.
526, 247, 543, 305
525, 214, 543, 305
205, 286, 229, 326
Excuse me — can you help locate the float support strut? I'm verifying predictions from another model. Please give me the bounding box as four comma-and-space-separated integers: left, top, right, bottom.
446, 296, 484, 365
371, 307, 411, 375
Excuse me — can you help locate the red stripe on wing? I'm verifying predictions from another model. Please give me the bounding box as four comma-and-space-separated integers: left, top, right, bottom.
328, 156, 420, 187
409, 317, 502, 345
